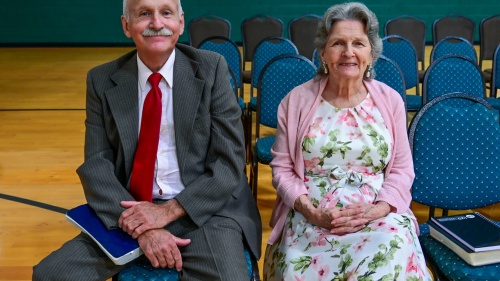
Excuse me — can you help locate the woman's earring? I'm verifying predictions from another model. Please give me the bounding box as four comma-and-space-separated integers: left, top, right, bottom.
322, 61, 329, 74
364, 64, 373, 79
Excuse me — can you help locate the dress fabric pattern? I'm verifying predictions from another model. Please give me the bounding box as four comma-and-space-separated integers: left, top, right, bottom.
264, 94, 430, 281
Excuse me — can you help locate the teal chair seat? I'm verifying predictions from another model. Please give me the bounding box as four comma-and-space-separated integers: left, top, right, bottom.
255, 136, 275, 164
116, 248, 255, 281
406, 95, 422, 111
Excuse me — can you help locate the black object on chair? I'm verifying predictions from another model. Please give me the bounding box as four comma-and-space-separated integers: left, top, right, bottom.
384, 15, 427, 71
479, 15, 500, 84
287, 14, 322, 60
187, 15, 231, 48
432, 15, 475, 46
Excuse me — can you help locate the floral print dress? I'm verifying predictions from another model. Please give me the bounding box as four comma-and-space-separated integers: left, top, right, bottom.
264, 94, 431, 281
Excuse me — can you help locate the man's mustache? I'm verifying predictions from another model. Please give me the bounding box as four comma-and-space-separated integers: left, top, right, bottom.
142, 28, 173, 37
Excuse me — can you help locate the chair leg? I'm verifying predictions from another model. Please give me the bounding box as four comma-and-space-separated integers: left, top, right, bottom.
245, 109, 253, 164
251, 149, 259, 200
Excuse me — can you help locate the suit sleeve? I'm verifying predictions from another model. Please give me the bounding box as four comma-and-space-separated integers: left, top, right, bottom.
173, 54, 248, 227
76, 69, 135, 229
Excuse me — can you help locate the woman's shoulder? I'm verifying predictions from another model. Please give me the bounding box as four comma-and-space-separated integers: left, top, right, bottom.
366, 79, 403, 103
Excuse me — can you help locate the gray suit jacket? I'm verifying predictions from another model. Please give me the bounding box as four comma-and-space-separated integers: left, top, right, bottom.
76, 44, 261, 258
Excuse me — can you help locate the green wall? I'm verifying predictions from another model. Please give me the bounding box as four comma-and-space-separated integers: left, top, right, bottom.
1, 0, 498, 45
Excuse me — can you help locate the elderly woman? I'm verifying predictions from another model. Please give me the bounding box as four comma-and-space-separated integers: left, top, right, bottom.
263, 2, 431, 280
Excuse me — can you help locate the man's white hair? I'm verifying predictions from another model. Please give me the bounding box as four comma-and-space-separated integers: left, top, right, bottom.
123, 0, 183, 21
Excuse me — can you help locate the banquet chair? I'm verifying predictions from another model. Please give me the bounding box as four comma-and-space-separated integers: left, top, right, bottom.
187, 15, 231, 48
381, 35, 422, 111
287, 14, 321, 60
373, 55, 407, 120
384, 15, 427, 71
408, 92, 500, 280
198, 36, 250, 161
430, 36, 478, 64
249, 54, 316, 197
245, 37, 299, 151
312, 48, 321, 68
422, 55, 485, 106
240, 14, 284, 83
432, 15, 475, 46
198, 36, 243, 100
479, 15, 500, 84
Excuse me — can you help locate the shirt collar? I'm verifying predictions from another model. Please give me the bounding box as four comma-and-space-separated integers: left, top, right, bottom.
137, 49, 175, 91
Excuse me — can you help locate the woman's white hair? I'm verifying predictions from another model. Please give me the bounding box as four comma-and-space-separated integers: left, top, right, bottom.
122, 0, 183, 21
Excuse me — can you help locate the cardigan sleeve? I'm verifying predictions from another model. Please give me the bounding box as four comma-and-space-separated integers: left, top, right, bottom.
371, 82, 414, 213
270, 91, 309, 208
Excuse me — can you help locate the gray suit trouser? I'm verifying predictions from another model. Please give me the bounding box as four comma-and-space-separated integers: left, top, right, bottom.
32, 214, 249, 281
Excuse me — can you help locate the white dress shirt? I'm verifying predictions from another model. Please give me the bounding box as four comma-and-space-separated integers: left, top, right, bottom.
136, 50, 185, 200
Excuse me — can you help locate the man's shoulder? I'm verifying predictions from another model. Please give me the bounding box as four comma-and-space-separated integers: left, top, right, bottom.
175, 43, 222, 63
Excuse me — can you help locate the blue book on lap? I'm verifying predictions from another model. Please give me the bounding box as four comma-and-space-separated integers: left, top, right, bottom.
65, 204, 143, 265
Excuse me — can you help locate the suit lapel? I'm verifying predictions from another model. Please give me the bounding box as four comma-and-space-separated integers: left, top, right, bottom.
106, 53, 140, 178
172, 48, 205, 172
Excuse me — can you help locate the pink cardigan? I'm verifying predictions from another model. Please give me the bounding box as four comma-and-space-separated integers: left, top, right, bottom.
268, 77, 417, 244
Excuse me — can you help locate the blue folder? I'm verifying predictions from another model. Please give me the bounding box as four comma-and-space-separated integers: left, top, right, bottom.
65, 204, 143, 265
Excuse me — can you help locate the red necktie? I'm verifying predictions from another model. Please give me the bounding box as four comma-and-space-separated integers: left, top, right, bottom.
130, 73, 163, 202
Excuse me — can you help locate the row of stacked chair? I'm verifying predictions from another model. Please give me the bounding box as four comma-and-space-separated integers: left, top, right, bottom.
187, 14, 500, 75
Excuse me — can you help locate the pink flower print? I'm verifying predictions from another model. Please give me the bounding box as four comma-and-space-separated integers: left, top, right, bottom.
306, 117, 325, 138
350, 193, 365, 203
343, 160, 356, 170
353, 235, 371, 252
337, 110, 358, 127
294, 275, 306, 281
347, 130, 362, 140
359, 186, 374, 198
352, 166, 371, 175
311, 233, 328, 247
406, 252, 418, 274
304, 157, 321, 172
363, 95, 375, 110
406, 231, 413, 245
387, 224, 399, 233
358, 108, 376, 123
311, 255, 322, 270
370, 220, 387, 230
285, 228, 295, 238
320, 192, 338, 208
317, 264, 330, 281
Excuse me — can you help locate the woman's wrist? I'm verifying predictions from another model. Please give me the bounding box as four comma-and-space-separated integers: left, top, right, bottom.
294, 195, 316, 221
375, 201, 392, 217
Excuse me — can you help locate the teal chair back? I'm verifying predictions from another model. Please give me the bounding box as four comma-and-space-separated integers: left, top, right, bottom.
374, 55, 407, 108
198, 36, 243, 97
408, 92, 500, 280
423, 55, 486, 105
430, 35, 478, 63
250, 54, 316, 196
